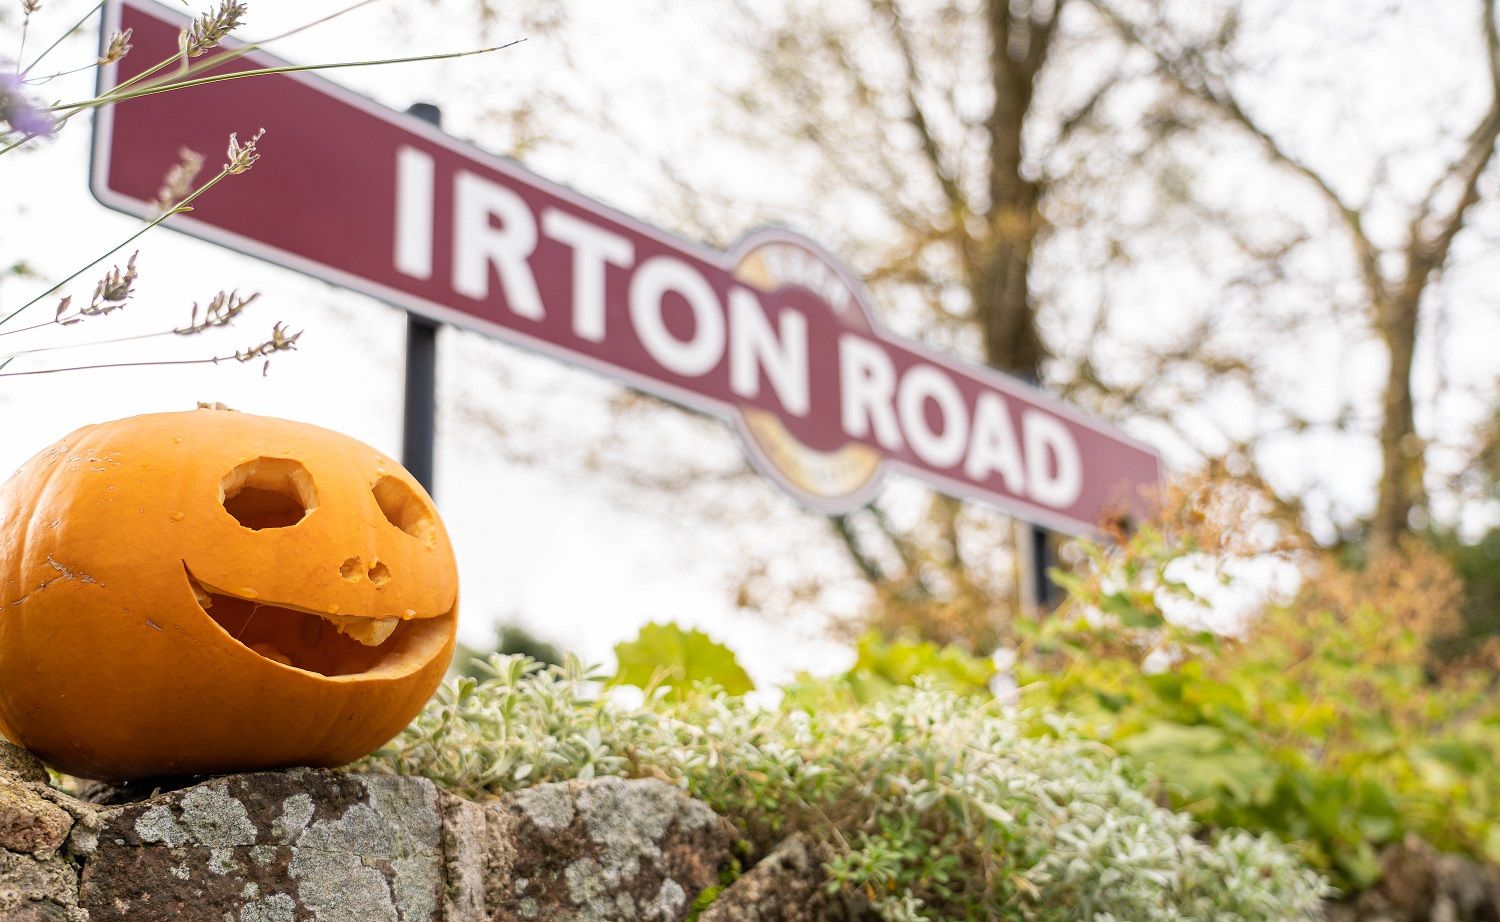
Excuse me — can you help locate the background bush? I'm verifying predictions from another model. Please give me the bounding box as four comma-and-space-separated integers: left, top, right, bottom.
362, 654, 1327, 921
1014, 517, 1500, 890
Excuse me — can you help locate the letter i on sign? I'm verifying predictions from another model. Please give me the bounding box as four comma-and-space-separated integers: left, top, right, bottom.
394, 146, 435, 281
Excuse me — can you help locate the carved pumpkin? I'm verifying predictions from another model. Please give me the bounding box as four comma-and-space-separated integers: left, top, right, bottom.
0, 407, 458, 780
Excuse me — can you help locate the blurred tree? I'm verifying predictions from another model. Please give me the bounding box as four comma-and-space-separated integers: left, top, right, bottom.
712, 0, 1500, 641
1093, 0, 1500, 555
448, 0, 1500, 649
454, 622, 566, 678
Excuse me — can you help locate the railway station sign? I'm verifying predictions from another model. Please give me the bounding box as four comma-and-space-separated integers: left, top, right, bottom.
91, 0, 1163, 534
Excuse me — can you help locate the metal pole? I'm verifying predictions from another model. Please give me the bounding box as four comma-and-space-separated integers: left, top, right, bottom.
400, 103, 442, 493
1010, 368, 1061, 612
1031, 523, 1060, 609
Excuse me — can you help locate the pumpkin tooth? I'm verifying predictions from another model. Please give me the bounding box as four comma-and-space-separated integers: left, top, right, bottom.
323, 614, 399, 646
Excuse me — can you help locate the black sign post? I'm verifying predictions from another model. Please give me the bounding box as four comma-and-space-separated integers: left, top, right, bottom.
399, 103, 443, 493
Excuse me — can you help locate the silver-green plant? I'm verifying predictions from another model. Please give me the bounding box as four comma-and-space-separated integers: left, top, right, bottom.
362, 655, 1331, 921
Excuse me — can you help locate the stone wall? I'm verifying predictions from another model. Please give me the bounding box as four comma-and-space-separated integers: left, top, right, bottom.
0, 742, 837, 922
7, 740, 1500, 921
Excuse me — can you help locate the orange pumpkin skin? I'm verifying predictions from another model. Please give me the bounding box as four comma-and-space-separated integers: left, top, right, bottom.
0, 408, 458, 780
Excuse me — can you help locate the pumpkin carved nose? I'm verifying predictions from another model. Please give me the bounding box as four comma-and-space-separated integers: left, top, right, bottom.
368, 560, 391, 586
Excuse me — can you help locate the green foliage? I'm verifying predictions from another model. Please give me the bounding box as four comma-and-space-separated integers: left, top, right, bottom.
1018, 524, 1500, 890
609, 621, 753, 699
781, 632, 995, 709
685, 856, 743, 922
364, 654, 1328, 921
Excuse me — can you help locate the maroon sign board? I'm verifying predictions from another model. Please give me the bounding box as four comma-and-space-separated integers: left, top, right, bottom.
90, 0, 1163, 535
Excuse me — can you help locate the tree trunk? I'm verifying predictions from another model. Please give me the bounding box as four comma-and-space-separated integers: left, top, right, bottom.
977, 0, 1050, 378
971, 218, 1044, 376
1370, 295, 1425, 554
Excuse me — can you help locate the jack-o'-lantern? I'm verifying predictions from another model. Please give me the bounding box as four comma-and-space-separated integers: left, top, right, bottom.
0, 407, 458, 780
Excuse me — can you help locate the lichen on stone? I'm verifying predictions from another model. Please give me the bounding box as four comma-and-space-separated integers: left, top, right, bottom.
646, 878, 686, 920
4, 762, 739, 922
134, 805, 189, 848
296, 802, 392, 856
512, 784, 576, 833
238, 891, 297, 922
208, 846, 240, 875
271, 793, 314, 844
177, 785, 257, 847
63, 806, 101, 860
280, 776, 445, 922
392, 853, 440, 922
577, 779, 675, 883
364, 776, 441, 851
0, 848, 85, 920
249, 844, 278, 867
563, 855, 609, 905
288, 844, 399, 922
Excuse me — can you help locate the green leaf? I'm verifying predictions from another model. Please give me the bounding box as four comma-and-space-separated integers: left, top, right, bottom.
849, 632, 995, 696
1333, 840, 1382, 889
1119, 723, 1277, 805
609, 621, 754, 699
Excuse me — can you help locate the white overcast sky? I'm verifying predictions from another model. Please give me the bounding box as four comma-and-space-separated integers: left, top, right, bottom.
2, 0, 1498, 685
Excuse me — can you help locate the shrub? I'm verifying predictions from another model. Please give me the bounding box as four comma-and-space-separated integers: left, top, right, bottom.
779, 630, 996, 710
1019, 515, 1500, 889
362, 654, 1328, 921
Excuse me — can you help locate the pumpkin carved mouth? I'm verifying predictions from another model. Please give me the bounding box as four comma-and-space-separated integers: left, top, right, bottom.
184, 566, 452, 678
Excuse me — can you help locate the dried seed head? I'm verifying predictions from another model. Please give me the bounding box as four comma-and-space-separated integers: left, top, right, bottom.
21, 1, 41, 19
180, 0, 246, 57
153, 146, 204, 212
99, 28, 133, 66
232, 323, 303, 363
224, 128, 264, 175
87, 252, 138, 315
175, 289, 258, 336
227, 321, 302, 376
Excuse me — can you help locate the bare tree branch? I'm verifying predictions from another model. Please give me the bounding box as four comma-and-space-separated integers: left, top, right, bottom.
870, 0, 972, 222
829, 514, 887, 584
1403, 0, 1500, 298
1088, 1, 1387, 302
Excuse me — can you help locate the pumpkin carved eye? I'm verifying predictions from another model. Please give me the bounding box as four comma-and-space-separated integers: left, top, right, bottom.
372, 475, 435, 544
221, 458, 316, 530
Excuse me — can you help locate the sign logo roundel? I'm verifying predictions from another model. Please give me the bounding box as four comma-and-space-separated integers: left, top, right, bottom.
730, 230, 885, 512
